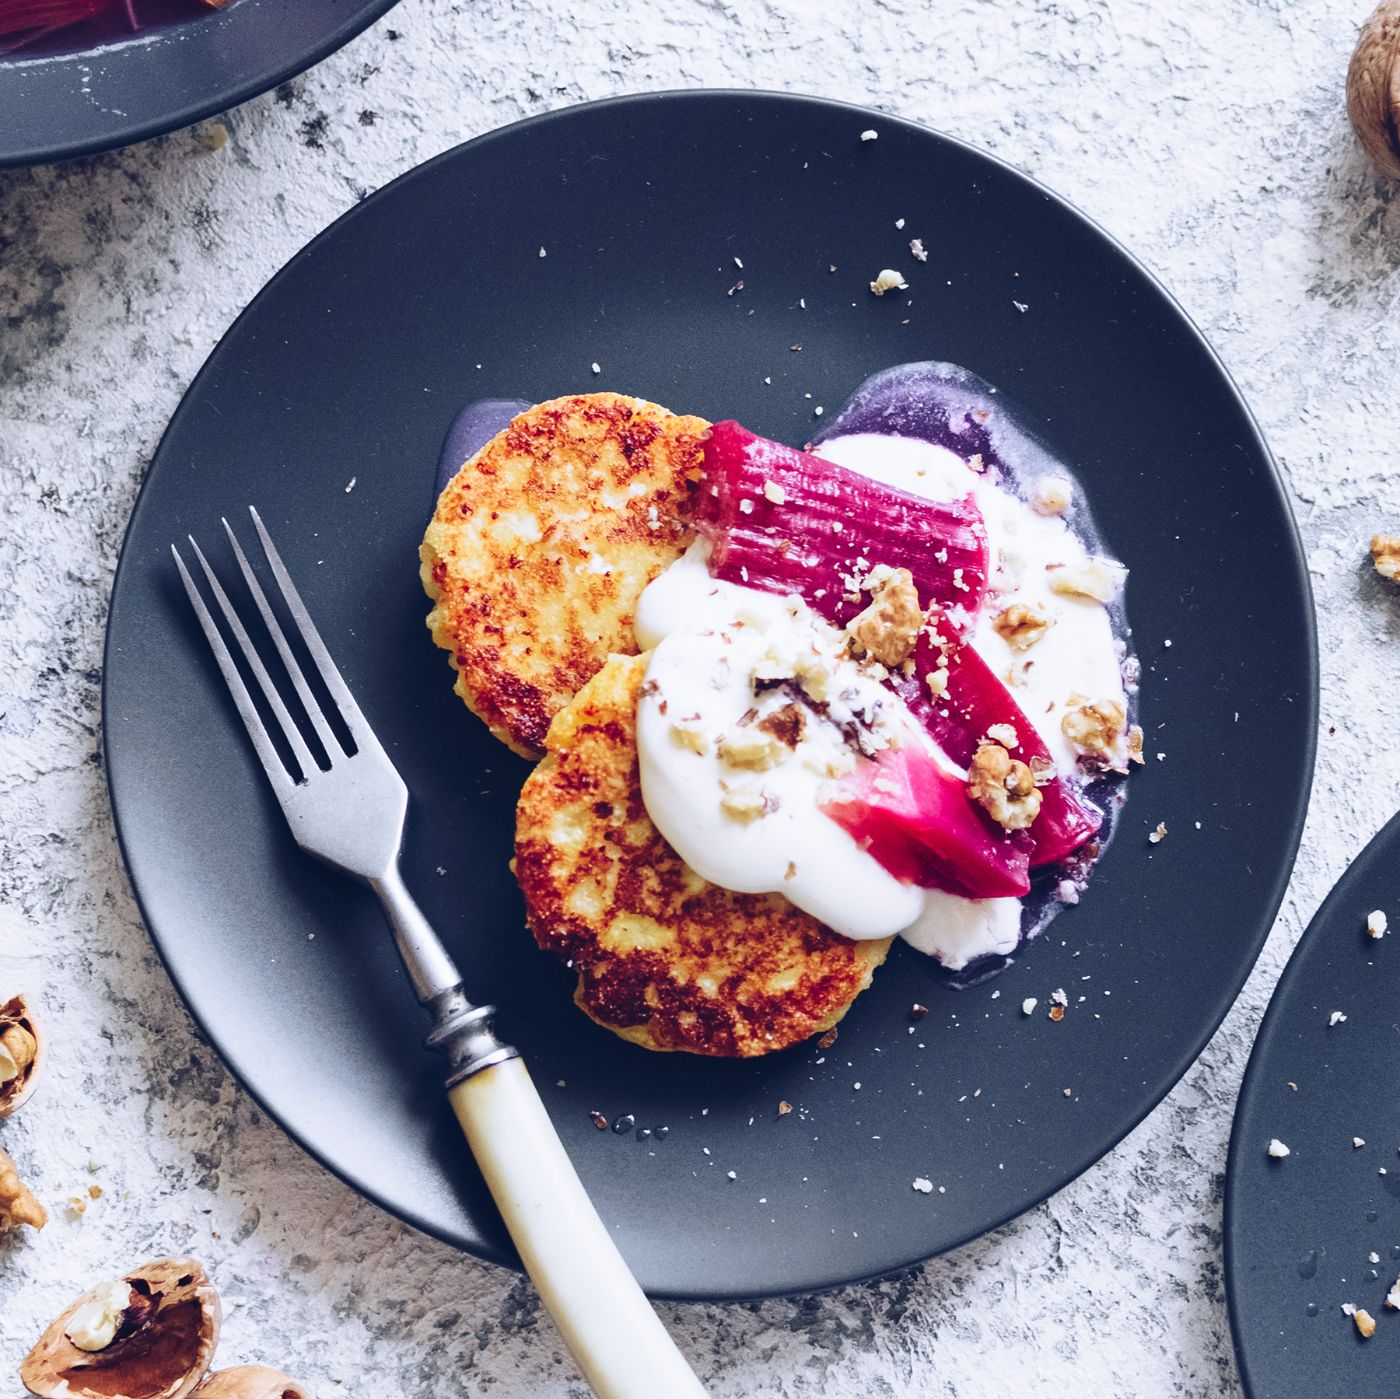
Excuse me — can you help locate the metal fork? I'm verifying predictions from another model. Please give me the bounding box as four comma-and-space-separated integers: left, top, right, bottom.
173, 507, 706, 1399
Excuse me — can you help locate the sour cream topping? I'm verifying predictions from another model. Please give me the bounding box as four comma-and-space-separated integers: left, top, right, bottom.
634, 431, 1129, 969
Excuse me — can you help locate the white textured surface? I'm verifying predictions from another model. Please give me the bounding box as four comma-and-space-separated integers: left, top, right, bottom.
0, 1, 1396, 1393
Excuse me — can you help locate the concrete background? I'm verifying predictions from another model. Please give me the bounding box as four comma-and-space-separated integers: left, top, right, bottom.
2, 0, 1397, 1393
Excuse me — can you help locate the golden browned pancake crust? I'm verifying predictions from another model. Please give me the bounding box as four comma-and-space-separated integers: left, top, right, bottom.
421, 393, 708, 756
514, 653, 892, 1057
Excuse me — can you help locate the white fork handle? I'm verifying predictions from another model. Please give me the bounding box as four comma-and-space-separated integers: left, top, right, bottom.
449, 1058, 708, 1399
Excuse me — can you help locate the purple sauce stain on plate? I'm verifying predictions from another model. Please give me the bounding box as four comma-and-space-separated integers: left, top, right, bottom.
432, 398, 531, 503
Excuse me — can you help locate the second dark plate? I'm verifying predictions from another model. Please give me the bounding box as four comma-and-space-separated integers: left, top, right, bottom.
1227, 813, 1400, 1397
103, 91, 1317, 1299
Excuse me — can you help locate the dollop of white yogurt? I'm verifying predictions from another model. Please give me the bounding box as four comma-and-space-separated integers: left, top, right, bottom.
633, 432, 1129, 969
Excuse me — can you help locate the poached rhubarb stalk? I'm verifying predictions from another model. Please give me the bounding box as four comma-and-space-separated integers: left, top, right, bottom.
822, 745, 1033, 899
695, 420, 990, 629
698, 421, 1102, 874
888, 617, 1102, 867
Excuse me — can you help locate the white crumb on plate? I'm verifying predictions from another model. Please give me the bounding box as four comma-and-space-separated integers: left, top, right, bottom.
869, 268, 908, 296
860, 129, 878, 141
590, 362, 601, 375
1022, 997, 1038, 1016
912, 1177, 934, 1194
1267, 1138, 1290, 1158
1367, 909, 1388, 938
1329, 1011, 1347, 1026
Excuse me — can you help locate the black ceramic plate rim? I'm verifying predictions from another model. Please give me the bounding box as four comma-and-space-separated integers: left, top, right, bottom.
1222, 814, 1395, 1393
102, 89, 1319, 1300
0, 0, 398, 170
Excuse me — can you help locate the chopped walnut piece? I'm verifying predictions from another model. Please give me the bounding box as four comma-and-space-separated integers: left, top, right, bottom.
757, 702, 806, 748
0, 1146, 45, 1232
1061, 698, 1126, 763
762, 480, 787, 505
795, 653, 834, 702
966, 740, 1043, 831
985, 722, 1018, 749
817, 1027, 838, 1050
716, 726, 785, 771
720, 786, 770, 823
1030, 476, 1073, 516
777, 1100, 793, 1116
992, 602, 1052, 651
1047, 557, 1125, 603
1386, 1276, 1400, 1310
1354, 1307, 1377, 1339
669, 722, 709, 755
1048, 1004, 1066, 1023
846, 567, 923, 666
1127, 724, 1145, 766
1148, 821, 1168, 844
1371, 534, 1400, 582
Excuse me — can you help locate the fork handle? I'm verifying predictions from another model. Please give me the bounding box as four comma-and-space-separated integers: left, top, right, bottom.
448, 1058, 708, 1399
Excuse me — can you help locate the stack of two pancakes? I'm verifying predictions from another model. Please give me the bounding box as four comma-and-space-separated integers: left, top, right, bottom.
421, 394, 890, 1059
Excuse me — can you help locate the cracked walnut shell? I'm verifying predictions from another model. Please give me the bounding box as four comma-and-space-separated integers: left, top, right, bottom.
0, 994, 43, 1118
0, 1145, 46, 1232
1348, 2, 1400, 181
21, 1257, 220, 1399
192, 1367, 313, 1399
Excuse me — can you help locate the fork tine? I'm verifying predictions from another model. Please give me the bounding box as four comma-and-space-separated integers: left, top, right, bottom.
222, 517, 343, 761
173, 544, 298, 791
184, 535, 321, 782
247, 506, 374, 744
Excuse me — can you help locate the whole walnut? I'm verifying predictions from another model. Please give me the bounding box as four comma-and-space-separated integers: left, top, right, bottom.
1348, 1, 1400, 180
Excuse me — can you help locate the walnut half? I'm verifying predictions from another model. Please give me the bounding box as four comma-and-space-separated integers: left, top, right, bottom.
967, 740, 1043, 831
0, 1145, 46, 1233
0, 994, 43, 1118
846, 566, 923, 666
1061, 698, 1127, 766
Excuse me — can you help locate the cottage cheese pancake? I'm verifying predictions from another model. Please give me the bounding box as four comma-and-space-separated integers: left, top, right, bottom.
421, 393, 707, 755
513, 653, 892, 1057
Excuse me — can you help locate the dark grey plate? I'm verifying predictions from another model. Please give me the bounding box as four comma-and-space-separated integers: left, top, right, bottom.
1227, 814, 1400, 1396
103, 90, 1317, 1300
0, 0, 396, 170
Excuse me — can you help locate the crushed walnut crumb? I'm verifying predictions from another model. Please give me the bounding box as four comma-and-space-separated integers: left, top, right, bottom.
846, 566, 923, 666
757, 702, 806, 749
719, 786, 771, 823
817, 1027, 839, 1050
993, 601, 1053, 651
717, 726, 785, 771
1353, 1306, 1377, 1339
1148, 822, 1167, 844
967, 740, 1043, 831
1371, 534, 1400, 583
1047, 557, 1125, 603
777, 1100, 793, 1116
